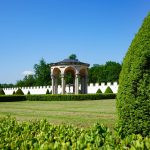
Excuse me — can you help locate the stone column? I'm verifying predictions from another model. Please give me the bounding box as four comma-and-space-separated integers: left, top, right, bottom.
54, 77, 58, 94
61, 74, 65, 94
81, 77, 85, 94
73, 79, 75, 94
51, 75, 55, 94
84, 76, 88, 94
75, 74, 79, 94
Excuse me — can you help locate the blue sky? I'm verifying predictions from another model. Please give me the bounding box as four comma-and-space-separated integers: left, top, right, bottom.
0, 0, 150, 84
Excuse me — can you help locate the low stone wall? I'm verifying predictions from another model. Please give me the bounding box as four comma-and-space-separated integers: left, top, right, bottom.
3, 82, 118, 95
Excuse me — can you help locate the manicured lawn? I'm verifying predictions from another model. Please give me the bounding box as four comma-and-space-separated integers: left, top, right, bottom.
0, 100, 116, 129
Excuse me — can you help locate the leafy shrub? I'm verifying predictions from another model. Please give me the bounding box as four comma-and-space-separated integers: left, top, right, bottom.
96, 88, 102, 93
15, 88, 24, 95
0, 116, 150, 150
0, 89, 5, 95
104, 86, 113, 93
117, 13, 150, 137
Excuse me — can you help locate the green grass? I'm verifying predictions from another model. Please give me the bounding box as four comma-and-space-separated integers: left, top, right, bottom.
0, 99, 116, 129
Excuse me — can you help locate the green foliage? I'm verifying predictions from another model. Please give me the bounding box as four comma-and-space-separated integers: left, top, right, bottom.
89, 61, 121, 83
0, 94, 115, 102
14, 58, 121, 87
34, 58, 51, 86
26, 94, 116, 101
0, 83, 15, 88
0, 116, 150, 150
15, 58, 51, 87
65, 72, 74, 84
117, 13, 150, 137
15, 88, 24, 95
16, 75, 35, 87
13, 91, 16, 95
69, 54, 77, 60
0, 89, 5, 95
96, 88, 102, 93
0, 96, 26, 102
104, 86, 113, 94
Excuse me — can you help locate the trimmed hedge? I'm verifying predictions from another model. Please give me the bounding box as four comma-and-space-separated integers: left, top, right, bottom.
104, 86, 113, 93
26, 94, 116, 101
0, 95, 26, 102
117, 12, 150, 137
96, 88, 102, 93
15, 88, 24, 95
46, 89, 50, 94
0, 94, 116, 102
0, 89, 5, 95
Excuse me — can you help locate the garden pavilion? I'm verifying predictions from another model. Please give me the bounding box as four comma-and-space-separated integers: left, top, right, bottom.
50, 58, 89, 94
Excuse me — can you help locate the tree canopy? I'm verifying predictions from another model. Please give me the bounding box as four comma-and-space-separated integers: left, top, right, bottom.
69, 54, 77, 60
88, 61, 121, 83
34, 58, 51, 86
2, 59, 121, 87
16, 58, 51, 87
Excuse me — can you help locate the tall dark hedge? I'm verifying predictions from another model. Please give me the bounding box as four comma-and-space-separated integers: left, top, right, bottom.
116, 13, 150, 137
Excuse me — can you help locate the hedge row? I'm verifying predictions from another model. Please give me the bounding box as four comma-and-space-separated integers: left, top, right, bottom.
26, 94, 116, 101
0, 94, 116, 102
0, 95, 26, 102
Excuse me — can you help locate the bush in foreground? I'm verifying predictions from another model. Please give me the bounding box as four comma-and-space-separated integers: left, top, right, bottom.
117, 13, 150, 137
0, 116, 150, 150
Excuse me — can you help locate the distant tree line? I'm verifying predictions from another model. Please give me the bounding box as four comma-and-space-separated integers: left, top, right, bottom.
0, 57, 122, 88
88, 61, 122, 83
16, 58, 51, 87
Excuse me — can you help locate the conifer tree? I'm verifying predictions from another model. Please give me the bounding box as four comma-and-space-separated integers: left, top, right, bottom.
0, 89, 5, 95
104, 87, 113, 93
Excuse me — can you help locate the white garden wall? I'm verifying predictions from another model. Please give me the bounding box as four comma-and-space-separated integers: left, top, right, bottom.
3, 82, 118, 95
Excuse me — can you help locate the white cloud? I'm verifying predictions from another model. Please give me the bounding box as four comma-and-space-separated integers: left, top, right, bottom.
22, 71, 34, 76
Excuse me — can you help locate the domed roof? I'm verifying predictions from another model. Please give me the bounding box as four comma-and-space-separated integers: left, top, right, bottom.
50, 58, 89, 67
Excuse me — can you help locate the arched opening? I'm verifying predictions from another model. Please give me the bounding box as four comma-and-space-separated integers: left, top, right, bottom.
64, 66, 76, 94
